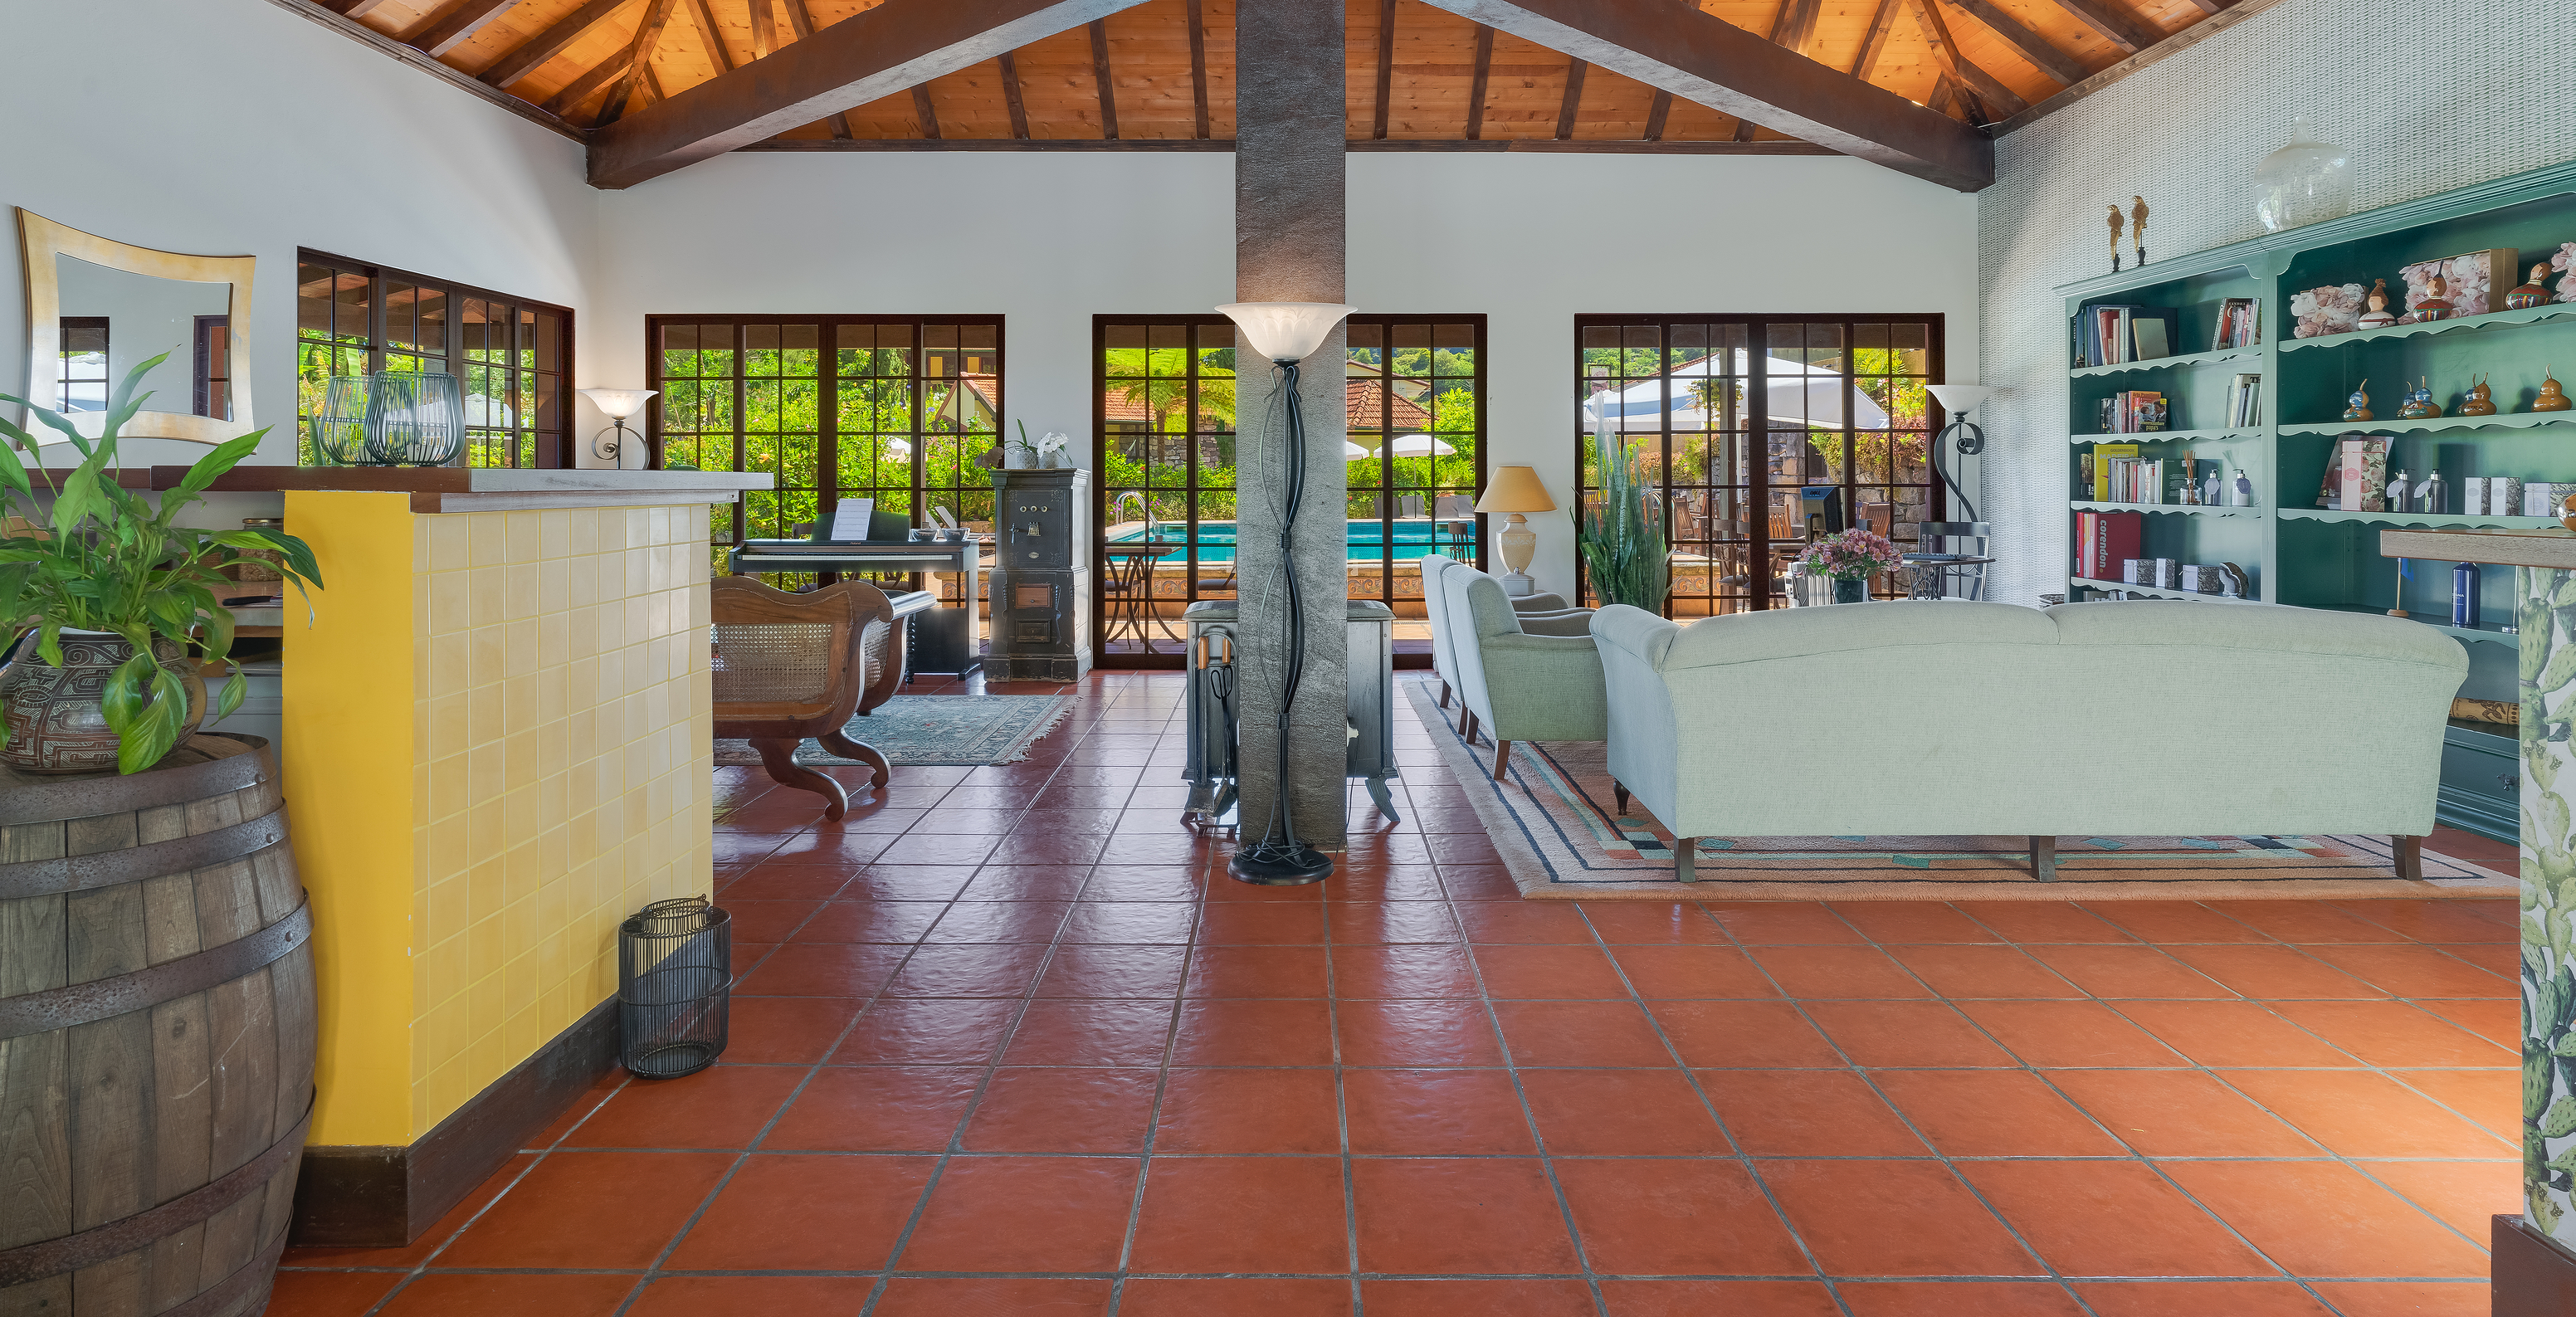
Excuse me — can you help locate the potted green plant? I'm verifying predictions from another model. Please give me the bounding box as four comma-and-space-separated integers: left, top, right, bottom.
0, 354, 322, 773
1579, 430, 1670, 611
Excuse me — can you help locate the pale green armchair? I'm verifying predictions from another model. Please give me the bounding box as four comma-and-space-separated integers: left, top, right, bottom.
1417, 553, 1576, 719
1435, 559, 1606, 779
1589, 600, 2468, 880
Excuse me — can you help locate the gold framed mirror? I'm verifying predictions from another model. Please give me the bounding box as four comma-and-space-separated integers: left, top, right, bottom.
18, 209, 255, 446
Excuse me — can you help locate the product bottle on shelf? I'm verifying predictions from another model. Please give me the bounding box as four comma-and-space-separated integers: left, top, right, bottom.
2386, 469, 2408, 514
2453, 560, 2482, 628
2232, 470, 2254, 506
2418, 470, 2446, 515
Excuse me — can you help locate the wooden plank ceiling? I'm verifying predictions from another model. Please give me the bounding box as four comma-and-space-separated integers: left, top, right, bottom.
326, 0, 2219, 148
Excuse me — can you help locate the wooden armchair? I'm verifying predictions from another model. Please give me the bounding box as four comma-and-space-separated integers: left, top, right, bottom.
710, 577, 904, 819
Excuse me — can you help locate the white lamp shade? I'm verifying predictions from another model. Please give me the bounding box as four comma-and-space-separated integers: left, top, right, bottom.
1390, 433, 1456, 457
578, 388, 656, 420
1925, 383, 1993, 413
1215, 302, 1359, 363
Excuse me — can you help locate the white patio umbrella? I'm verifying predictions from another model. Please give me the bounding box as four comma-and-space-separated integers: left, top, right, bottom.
1580, 351, 1891, 432
1344, 440, 1371, 459
1389, 433, 1456, 456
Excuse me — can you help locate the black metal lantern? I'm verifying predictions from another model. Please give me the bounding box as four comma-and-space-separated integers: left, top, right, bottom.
617, 896, 731, 1079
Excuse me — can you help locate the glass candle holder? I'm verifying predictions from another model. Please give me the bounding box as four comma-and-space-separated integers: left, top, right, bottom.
2254, 115, 2351, 232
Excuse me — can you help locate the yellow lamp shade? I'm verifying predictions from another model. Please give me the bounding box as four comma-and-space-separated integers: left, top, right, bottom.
1476, 466, 1557, 514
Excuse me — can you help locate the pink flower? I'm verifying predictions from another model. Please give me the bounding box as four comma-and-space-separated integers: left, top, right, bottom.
1795, 528, 1902, 581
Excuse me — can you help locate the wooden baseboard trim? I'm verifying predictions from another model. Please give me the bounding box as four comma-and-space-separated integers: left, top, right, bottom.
2496, 1213, 2576, 1316
291, 997, 621, 1246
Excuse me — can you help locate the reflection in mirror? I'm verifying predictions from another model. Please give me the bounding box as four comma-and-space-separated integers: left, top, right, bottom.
56, 255, 231, 420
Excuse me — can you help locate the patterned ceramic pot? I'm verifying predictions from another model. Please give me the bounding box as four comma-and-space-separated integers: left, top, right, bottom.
0, 631, 206, 773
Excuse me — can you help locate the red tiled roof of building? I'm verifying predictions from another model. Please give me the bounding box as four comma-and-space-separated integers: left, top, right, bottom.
1346, 378, 1433, 432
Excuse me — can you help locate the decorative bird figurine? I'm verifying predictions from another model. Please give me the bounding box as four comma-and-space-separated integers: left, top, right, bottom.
2107, 205, 2124, 273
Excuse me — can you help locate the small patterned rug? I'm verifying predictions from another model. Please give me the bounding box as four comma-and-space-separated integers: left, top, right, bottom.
715, 693, 1073, 767
1401, 678, 2515, 900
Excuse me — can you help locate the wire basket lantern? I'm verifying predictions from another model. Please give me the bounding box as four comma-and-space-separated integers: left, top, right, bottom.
617, 895, 732, 1079
307, 375, 373, 466
363, 370, 466, 466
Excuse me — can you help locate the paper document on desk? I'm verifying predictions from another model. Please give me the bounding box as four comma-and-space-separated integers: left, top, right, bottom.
827, 498, 875, 542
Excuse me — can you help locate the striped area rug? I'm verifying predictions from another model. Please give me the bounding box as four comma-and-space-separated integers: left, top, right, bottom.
1401, 678, 2515, 900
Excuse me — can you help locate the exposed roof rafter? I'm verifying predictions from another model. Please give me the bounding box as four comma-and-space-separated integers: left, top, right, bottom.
1412, 0, 1990, 190
1942, 0, 2085, 86
477, 0, 632, 88
402, 0, 524, 56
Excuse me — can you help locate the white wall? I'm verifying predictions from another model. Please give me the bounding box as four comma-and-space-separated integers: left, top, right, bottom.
1976, 0, 2576, 608
0, 0, 598, 478
598, 150, 1978, 599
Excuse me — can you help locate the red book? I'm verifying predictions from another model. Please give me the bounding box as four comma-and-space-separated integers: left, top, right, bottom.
2090, 510, 2141, 580
2074, 510, 2096, 579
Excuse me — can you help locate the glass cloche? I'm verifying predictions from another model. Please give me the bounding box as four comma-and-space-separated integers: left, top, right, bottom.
2254, 115, 2350, 232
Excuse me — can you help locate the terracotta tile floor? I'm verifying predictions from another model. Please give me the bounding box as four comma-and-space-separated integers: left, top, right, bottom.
270, 672, 2523, 1317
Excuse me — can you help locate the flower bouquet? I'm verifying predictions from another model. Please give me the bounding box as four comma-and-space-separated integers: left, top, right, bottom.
1794, 528, 1901, 603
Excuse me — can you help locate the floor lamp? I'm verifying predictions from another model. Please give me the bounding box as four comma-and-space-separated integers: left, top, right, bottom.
1216, 300, 1357, 886
1923, 383, 1991, 521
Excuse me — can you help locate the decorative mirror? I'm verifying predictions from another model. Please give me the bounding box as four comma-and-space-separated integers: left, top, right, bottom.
18, 209, 255, 445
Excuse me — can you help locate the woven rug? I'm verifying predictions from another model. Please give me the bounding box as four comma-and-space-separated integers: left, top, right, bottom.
1400, 678, 2515, 900
715, 693, 1073, 767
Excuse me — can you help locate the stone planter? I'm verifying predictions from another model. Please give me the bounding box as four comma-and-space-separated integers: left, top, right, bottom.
0, 630, 206, 772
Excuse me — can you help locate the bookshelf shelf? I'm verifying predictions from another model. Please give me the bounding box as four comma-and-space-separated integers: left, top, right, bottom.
2276, 509, 2564, 529
2058, 159, 2576, 636
2066, 578, 2262, 603
2069, 501, 2264, 517
2276, 412, 2576, 438
2066, 427, 2264, 446
2275, 301, 2576, 354
2068, 347, 2263, 379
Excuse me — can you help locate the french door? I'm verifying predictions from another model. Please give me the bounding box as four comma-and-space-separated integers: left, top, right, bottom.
1573, 315, 1944, 613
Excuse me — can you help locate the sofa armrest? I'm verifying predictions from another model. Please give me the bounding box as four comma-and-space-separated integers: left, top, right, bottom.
1509, 592, 1571, 612
1515, 609, 1594, 637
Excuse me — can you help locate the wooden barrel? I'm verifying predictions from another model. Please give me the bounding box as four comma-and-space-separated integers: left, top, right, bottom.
0, 735, 314, 1317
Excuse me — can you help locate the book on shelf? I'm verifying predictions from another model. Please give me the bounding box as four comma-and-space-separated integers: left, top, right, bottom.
2101, 456, 2188, 505
2090, 441, 2139, 500
2210, 298, 2262, 351
2072, 303, 2180, 368
2093, 390, 2169, 434
2224, 373, 2261, 427
2073, 508, 2143, 581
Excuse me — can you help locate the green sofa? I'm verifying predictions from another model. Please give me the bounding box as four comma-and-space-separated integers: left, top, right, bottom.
1416, 553, 1578, 720
1427, 556, 1606, 779
1588, 600, 2470, 880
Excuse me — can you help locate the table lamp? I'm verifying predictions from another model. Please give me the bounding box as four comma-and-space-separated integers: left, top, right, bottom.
1475, 465, 1556, 596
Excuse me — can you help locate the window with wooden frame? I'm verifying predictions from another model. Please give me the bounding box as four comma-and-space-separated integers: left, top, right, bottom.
58, 317, 107, 414
1574, 315, 1944, 614
646, 316, 1003, 587
294, 251, 569, 469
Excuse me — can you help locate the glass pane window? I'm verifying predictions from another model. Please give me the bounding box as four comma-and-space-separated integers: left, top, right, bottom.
1577, 315, 1945, 616
293, 250, 569, 468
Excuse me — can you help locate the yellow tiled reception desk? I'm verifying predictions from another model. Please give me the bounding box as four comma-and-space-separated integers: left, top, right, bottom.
183, 470, 768, 1243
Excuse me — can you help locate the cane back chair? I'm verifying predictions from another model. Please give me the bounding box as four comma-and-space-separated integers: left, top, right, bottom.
710, 577, 903, 818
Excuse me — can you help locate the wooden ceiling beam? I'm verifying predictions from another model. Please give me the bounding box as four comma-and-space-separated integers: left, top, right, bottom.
683, 0, 734, 71
1553, 57, 1586, 140
1905, 0, 2024, 120
541, 50, 632, 115
749, 0, 776, 57
1642, 88, 1671, 141
402, 0, 523, 56
773, 0, 854, 140
596, 0, 682, 129
1995, 0, 2283, 134
1736, 0, 1817, 143
1942, 0, 2085, 86
324, 0, 392, 17
1848, 0, 1900, 78
1463, 23, 1494, 139
1186, 0, 1211, 139
591, 0, 1149, 186
912, 85, 944, 138
479, 0, 632, 88
1412, 0, 1990, 190
1370, 0, 1396, 141
2048, 0, 2160, 53
1002, 50, 1034, 139
1089, 18, 1121, 139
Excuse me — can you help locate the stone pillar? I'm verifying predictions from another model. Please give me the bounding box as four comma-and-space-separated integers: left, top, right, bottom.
1232, 0, 1348, 852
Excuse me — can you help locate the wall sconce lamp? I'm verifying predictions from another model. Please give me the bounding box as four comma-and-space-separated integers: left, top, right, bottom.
578, 388, 656, 468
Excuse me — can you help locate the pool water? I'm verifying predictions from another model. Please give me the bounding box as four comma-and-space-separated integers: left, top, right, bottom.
1109, 519, 1471, 564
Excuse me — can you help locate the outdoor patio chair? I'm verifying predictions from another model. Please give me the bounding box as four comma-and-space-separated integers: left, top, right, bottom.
1399, 494, 1426, 519
711, 576, 902, 820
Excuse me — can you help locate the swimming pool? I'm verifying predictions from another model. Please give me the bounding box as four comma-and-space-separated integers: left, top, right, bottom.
1108, 519, 1471, 564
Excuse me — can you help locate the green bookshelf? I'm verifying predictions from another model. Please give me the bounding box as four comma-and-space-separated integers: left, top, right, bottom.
2057, 158, 2576, 646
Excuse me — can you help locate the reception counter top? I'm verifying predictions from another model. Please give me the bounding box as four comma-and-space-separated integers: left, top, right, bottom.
2379, 524, 2576, 569
72, 466, 772, 513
